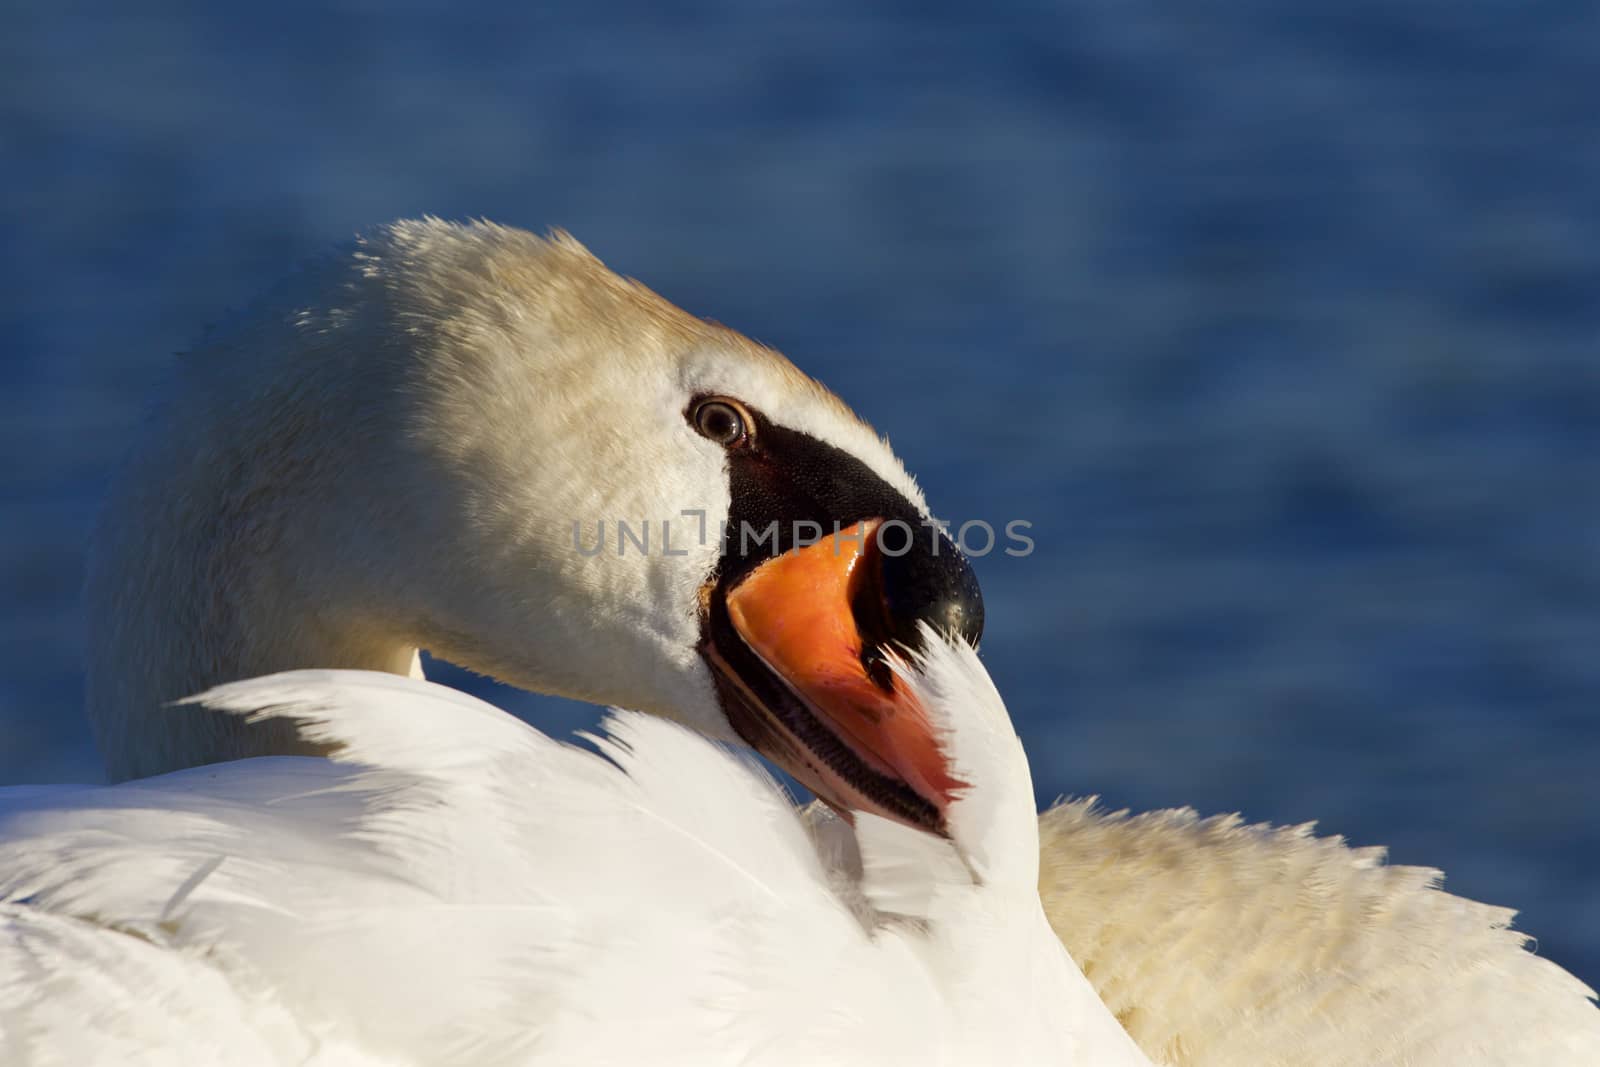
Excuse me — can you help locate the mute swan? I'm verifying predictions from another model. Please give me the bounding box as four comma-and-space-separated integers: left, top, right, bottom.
2, 629, 1152, 1065
51, 219, 1600, 1064
85, 219, 982, 832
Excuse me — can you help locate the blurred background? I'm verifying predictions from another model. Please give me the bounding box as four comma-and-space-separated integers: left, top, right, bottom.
3, 2, 1597, 984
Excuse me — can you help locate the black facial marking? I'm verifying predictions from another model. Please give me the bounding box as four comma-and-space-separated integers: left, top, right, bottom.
696, 399, 984, 831
866, 527, 986, 647
713, 410, 984, 660
715, 413, 924, 584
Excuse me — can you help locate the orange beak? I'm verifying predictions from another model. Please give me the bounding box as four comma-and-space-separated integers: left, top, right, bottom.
717, 520, 966, 829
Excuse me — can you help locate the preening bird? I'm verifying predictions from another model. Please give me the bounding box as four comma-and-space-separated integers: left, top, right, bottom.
1, 629, 1155, 1066
6, 219, 1593, 1065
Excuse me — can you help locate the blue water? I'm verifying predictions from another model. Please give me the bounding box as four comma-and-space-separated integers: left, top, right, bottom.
4, 3, 1598, 986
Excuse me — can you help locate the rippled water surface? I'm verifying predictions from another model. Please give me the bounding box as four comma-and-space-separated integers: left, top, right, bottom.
3, 2, 1597, 984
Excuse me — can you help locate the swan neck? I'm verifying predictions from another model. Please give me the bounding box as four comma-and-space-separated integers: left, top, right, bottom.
84, 302, 427, 780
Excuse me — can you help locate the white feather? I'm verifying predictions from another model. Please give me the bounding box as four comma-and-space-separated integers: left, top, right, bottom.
1, 638, 1152, 1067
58, 216, 1598, 1065
1037, 798, 1600, 1066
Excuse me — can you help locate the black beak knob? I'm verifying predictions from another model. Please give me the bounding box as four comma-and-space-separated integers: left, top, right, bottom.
853, 522, 984, 684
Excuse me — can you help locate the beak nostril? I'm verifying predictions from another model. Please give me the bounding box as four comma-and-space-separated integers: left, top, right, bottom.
862, 646, 894, 693
849, 544, 899, 693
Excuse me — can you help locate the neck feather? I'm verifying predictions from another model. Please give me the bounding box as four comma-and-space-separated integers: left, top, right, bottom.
85, 267, 430, 780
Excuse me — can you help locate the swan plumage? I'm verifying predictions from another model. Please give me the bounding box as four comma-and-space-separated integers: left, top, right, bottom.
1, 637, 1152, 1067
13, 216, 1596, 1063
1037, 799, 1600, 1066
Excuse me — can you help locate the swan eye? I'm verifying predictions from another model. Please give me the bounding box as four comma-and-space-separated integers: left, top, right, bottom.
692, 398, 750, 447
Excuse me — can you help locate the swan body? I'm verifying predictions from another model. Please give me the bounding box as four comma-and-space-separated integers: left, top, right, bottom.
1038, 800, 1600, 1066
29, 217, 1596, 1063
1, 638, 1153, 1067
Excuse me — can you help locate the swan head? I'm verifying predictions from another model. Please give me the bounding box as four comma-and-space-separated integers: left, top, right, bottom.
382, 220, 984, 832
90, 218, 984, 831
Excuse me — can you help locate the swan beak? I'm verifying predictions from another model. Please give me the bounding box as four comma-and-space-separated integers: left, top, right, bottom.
722, 520, 968, 829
